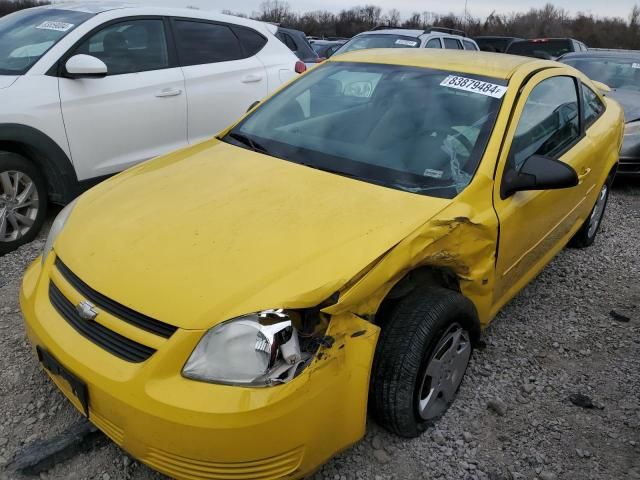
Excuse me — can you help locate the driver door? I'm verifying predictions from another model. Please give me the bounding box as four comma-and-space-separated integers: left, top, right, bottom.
491, 71, 596, 312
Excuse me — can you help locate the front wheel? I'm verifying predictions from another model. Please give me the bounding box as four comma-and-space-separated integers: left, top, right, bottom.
370, 287, 478, 438
568, 174, 612, 248
0, 152, 48, 255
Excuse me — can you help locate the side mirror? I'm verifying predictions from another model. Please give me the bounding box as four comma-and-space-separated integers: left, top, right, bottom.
65, 54, 107, 78
501, 155, 578, 199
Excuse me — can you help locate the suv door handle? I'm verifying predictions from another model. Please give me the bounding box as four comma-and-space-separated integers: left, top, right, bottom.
155, 88, 182, 98
242, 74, 263, 83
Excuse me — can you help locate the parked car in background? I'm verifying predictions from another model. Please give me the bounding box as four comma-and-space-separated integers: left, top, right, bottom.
334, 27, 479, 55
310, 39, 347, 59
0, 2, 301, 254
474, 35, 523, 53
561, 50, 640, 175
506, 38, 587, 60
276, 27, 321, 67
22, 49, 623, 480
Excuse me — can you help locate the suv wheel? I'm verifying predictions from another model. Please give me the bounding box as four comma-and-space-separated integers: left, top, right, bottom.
370, 287, 477, 438
0, 152, 48, 255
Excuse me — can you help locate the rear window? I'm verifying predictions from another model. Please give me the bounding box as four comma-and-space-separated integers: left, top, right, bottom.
507, 40, 573, 58
475, 37, 513, 53
174, 20, 242, 66
336, 34, 420, 55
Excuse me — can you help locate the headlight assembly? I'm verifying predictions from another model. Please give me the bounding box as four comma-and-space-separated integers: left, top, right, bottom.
625, 120, 640, 136
42, 198, 78, 264
182, 309, 310, 387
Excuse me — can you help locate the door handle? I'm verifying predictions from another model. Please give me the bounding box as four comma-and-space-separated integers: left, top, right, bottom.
155, 88, 182, 98
242, 74, 263, 83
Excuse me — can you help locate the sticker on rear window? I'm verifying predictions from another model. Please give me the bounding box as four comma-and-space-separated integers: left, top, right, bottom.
36, 21, 74, 32
395, 39, 418, 47
440, 75, 507, 98
633, 63, 640, 69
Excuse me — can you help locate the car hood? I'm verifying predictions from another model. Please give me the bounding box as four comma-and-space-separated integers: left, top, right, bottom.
55, 140, 450, 330
0, 75, 18, 89
608, 89, 640, 123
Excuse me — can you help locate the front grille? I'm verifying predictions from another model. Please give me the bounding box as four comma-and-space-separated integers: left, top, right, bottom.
55, 258, 177, 338
49, 282, 156, 363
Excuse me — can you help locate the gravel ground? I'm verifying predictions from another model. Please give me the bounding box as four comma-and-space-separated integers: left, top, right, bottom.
0, 183, 638, 480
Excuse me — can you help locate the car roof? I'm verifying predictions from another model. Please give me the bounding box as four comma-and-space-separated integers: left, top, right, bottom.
561, 50, 640, 60
330, 49, 555, 80
41, 1, 135, 14
357, 29, 425, 38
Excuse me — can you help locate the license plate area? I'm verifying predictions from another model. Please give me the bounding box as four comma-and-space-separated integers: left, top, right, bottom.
37, 346, 89, 417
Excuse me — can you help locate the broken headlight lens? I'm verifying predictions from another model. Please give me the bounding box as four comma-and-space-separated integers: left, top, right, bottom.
182, 309, 307, 387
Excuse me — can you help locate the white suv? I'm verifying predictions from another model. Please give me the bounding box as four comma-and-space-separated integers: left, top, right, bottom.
0, 3, 301, 253
334, 27, 479, 55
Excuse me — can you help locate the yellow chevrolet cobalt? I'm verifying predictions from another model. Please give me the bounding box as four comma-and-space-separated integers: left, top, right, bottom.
21, 50, 623, 479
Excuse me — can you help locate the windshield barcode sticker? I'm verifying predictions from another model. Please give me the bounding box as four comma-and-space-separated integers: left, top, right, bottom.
441, 75, 508, 98
36, 21, 74, 32
395, 39, 418, 47
633, 63, 640, 69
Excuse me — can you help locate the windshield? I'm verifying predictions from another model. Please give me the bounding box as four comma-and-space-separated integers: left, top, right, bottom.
223, 62, 506, 199
563, 58, 640, 91
336, 34, 421, 55
507, 40, 572, 58
0, 8, 93, 75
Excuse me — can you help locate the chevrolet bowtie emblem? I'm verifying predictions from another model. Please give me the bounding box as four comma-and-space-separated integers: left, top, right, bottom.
76, 300, 98, 321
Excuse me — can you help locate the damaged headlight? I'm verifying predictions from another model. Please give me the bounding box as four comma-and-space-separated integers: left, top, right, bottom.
42, 199, 78, 265
182, 309, 309, 387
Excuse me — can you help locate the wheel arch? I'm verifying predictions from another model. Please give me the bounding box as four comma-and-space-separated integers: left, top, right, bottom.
374, 266, 481, 343
0, 124, 78, 205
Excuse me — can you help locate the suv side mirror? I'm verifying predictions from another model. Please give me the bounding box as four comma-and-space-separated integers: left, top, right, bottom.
65, 54, 108, 78
501, 155, 578, 199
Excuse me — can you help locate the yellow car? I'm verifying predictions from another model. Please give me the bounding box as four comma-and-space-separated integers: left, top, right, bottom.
20, 50, 623, 479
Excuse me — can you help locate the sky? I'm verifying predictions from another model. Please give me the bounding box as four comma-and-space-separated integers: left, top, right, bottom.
86, 0, 635, 20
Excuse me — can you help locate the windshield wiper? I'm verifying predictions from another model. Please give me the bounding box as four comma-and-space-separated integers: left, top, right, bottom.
226, 132, 270, 154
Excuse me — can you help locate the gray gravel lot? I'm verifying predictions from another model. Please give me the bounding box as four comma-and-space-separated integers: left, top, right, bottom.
0, 183, 638, 480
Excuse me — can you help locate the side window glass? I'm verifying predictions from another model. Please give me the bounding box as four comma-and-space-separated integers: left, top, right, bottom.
174, 20, 243, 66
582, 84, 605, 128
463, 40, 477, 50
443, 38, 462, 50
74, 19, 168, 75
231, 26, 267, 57
425, 38, 441, 49
277, 32, 298, 52
510, 76, 580, 170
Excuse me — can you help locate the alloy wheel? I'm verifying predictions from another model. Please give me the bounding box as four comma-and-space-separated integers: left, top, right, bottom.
417, 323, 471, 420
587, 184, 608, 239
0, 170, 40, 243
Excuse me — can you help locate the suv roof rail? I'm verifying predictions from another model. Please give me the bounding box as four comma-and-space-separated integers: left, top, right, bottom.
425, 26, 467, 37
371, 25, 401, 31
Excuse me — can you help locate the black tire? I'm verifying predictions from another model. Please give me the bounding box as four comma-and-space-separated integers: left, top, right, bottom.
568, 173, 613, 249
370, 287, 478, 438
0, 152, 48, 255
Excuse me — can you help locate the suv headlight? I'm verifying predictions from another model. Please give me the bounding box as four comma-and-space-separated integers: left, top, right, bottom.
42, 199, 77, 264
625, 120, 640, 136
183, 309, 308, 387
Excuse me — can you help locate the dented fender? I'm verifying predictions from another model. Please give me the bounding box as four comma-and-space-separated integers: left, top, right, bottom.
323, 176, 499, 328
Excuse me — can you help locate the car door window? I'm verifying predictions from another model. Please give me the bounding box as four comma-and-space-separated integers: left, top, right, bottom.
231, 26, 267, 57
174, 20, 243, 66
463, 40, 477, 50
425, 38, 441, 48
443, 38, 462, 49
509, 76, 580, 170
582, 84, 605, 128
73, 19, 168, 75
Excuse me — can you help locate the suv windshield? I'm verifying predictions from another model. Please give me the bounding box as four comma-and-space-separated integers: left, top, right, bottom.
336, 34, 421, 55
223, 62, 505, 199
563, 57, 640, 91
507, 40, 572, 59
0, 8, 93, 75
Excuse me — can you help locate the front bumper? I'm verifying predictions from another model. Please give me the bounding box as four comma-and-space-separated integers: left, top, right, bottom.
619, 133, 640, 176
20, 255, 379, 480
